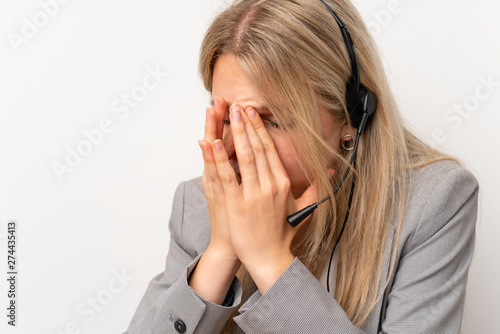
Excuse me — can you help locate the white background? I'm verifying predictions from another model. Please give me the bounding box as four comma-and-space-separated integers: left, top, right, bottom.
0, 0, 498, 333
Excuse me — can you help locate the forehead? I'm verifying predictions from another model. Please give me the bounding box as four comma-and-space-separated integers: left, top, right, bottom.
211, 53, 271, 115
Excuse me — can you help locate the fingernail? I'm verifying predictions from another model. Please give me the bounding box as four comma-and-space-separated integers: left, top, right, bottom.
206, 108, 210, 120
214, 139, 223, 151
214, 97, 219, 108
198, 140, 204, 152
247, 107, 256, 119
230, 105, 241, 123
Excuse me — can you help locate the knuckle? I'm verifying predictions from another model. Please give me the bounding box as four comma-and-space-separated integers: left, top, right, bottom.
202, 154, 211, 163
202, 181, 214, 199
263, 140, 276, 153
219, 171, 236, 185
253, 142, 265, 154
233, 123, 245, 133
279, 178, 291, 192
264, 183, 278, 197
253, 121, 265, 130
241, 152, 255, 166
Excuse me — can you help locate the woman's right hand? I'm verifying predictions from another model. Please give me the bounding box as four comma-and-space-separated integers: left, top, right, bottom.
189, 97, 241, 305
198, 97, 238, 261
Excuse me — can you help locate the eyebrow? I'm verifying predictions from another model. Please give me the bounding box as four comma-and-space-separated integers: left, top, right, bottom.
209, 99, 272, 116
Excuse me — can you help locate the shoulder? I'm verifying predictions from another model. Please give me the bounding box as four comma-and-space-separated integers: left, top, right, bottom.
400, 160, 479, 253
407, 160, 479, 214
180, 176, 206, 216
410, 159, 478, 193
169, 176, 210, 256
172, 176, 205, 205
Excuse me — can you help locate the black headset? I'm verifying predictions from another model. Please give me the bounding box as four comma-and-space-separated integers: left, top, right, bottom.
286, 0, 377, 293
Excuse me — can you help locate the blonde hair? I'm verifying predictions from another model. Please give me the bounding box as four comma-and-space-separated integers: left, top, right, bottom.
199, 0, 456, 331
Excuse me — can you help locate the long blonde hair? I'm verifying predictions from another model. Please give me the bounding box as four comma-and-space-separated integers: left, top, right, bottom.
199, 0, 456, 330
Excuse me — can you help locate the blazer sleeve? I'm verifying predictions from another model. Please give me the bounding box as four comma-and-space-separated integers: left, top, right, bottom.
124, 180, 242, 334
234, 166, 479, 334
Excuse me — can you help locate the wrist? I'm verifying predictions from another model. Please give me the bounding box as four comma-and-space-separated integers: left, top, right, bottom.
244, 252, 295, 295
205, 244, 241, 270
188, 246, 241, 305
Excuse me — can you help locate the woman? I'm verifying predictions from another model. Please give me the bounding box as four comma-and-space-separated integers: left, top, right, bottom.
125, 0, 479, 333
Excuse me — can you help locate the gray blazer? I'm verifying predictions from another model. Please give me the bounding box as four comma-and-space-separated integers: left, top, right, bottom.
124, 160, 479, 334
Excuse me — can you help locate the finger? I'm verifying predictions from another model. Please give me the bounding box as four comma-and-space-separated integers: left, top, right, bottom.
204, 107, 218, 144
241, 107, 274, 188
216, 97, 236, 159
213, 96, 227, 140
245, 107, 288, 179
204, 96, 228, 143
229, 104, 260, 190
199, 139, 223, 200
211, 139, 243, 201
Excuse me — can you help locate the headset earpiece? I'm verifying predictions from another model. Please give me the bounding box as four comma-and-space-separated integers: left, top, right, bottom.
346, 81, 377, 131
363, 90, 377, 118
318, 0, 377, 132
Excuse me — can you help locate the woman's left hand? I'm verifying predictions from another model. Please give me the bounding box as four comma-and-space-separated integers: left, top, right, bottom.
202, 104, 324, 294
